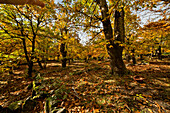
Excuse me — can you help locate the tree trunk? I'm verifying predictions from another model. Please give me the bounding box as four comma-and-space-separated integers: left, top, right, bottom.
126, 39, 131, 62
132, 49, 136, 65
22, 38, 34, 77
140, 54, 143, 60
28, 34, 36, 77
96, 0, 126, 75
37, 58, 43, 69
60, 28, 68, 68
28, 61, 33, 76
158, 46, 162, 60
42, 58, 47, 69
22, 38, 30, 65
60, 43, 67, 67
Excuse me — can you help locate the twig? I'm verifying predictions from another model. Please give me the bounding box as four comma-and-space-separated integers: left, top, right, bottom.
71, 86, 80, 99
125, 104, 131, 112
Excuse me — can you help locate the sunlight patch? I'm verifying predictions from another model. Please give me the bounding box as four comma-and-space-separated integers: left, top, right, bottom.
104, 80, 116, 83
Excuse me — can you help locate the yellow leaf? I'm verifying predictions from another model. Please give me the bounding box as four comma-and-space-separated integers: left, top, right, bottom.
109, 45, 113, 48
114, 40, 121, 44
148, 108, 153, 113
94, 109, 100, 113
119, 44, 124, 47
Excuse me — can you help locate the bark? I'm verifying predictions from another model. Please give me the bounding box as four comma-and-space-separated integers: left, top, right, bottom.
140, 54, 143, 60
22, 38, 30, 64
126, 39, 131, 62
132, 49, 136, 65
27, 15, 39, 77
158, 46, 162, 60
28, 61, 33, 77
60, 43, 67, 67
37, 58, 43, 69
60, 28, 68, 68
22, 37, 33, 77
96, 0, 126, 75
42, 49, 47, 69
27, 26, 36, 77
43, 59, 47, 69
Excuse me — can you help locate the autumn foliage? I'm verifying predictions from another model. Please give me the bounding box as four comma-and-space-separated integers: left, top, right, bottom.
0, 0, 169, 112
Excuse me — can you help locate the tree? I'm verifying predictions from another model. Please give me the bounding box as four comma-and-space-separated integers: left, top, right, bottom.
60, 27, 68, 67
0, 0, 56, 77
56, 0, 170, 75
62, 0, 127, 75
138, 0, 170, 59
139, 18, 170, 60
54, 2, 84, 67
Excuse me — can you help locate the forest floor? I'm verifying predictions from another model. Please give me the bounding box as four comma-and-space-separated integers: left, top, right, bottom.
0, 59, 170, 113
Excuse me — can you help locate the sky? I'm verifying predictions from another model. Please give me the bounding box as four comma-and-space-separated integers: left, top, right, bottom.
54, 0, 89, 44
54, 0, 62, 4
53, 0, 169, 44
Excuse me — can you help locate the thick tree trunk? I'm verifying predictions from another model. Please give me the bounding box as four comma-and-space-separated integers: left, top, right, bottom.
96, 0, 126, 75
108, 45, 126, 75
28, 61, 33, 76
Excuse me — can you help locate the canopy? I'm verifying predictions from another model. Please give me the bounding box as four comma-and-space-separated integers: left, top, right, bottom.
0, 0, 45, 7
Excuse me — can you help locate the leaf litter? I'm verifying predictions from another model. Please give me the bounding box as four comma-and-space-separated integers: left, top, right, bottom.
0, 60, 169, 112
